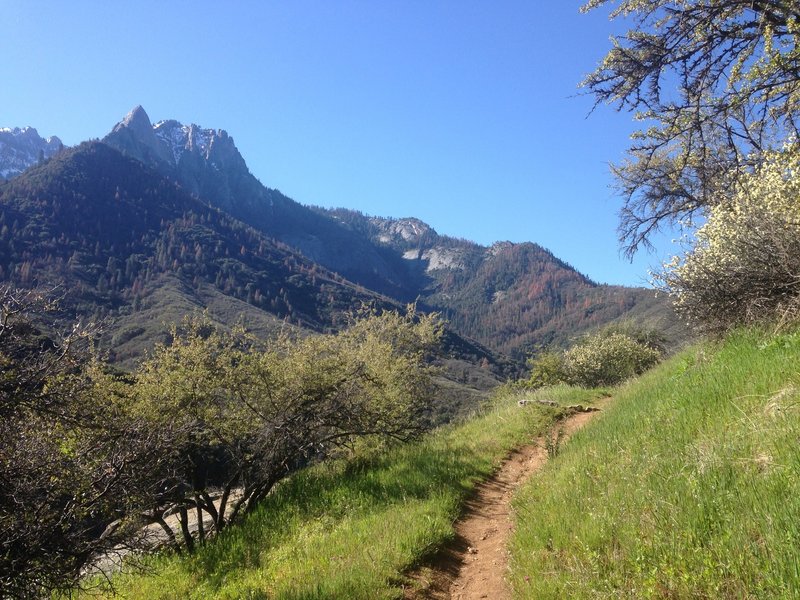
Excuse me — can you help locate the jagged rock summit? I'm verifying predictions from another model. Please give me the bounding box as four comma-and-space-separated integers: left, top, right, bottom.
108, 105, 244, 170
0, 126, 64, 179
104, 106, 255, 213
108, 105, 172, 166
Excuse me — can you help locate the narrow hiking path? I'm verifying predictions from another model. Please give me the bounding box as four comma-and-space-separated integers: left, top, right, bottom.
404, 403, 606, 600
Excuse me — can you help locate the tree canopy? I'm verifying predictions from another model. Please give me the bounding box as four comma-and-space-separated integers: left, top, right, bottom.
583, 0, 800, 255
1, 293, 442, 598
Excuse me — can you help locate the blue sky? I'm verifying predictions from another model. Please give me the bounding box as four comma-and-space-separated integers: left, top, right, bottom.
1, 1, 673, 286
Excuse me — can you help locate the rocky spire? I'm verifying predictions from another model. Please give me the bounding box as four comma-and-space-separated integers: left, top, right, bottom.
106, 106, 173, 166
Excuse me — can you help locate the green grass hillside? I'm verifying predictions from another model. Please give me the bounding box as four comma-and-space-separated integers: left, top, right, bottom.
81, 328, 800, 599
510, 329, 800, 598
90, 387, 603, 599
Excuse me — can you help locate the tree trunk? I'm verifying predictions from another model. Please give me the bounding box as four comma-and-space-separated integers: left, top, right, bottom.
195, 496, 205, 544
150, 514, 181, 555
177, 506, 194, 553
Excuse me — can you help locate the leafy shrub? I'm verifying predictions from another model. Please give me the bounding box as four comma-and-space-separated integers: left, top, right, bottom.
591, 321, 668, 355
95, 307, 443, 551
658, 145, 800, 331
561, 331, 661, 388
0, 287, 151, 599
526, 351, 567, 389
524, 327, 662, 389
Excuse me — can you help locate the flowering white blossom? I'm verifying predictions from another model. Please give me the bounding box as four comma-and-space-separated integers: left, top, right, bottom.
657, 144, 800, 330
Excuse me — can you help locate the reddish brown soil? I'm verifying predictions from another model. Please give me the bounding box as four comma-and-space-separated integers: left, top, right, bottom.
403, 407, 603, 599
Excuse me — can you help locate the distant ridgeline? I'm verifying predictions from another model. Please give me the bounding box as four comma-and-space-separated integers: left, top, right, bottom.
0, 126, 63, 180
0, 106, 681, 403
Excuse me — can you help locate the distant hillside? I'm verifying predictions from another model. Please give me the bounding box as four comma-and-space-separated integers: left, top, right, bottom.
0, 142, 384, 333
320, 208, 684, 357
102, 107, 683, 359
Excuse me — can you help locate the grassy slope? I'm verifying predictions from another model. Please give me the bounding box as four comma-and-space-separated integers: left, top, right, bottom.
95, 387, 604, 599
510, 329, 800, 598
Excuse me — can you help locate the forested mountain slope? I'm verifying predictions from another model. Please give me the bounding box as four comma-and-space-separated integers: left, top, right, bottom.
322, 208, 682, 356
0, 142, 513, 418
102, 107, 681, 358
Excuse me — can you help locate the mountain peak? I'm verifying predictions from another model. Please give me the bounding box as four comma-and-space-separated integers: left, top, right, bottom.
115, 105, 152, 135
0, 126, 64, 180
106, 106, 174, 167
103, 109, 255, 212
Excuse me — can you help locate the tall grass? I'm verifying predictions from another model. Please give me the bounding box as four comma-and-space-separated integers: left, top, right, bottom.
90, 386, 603, 599
510, 329, 800, 598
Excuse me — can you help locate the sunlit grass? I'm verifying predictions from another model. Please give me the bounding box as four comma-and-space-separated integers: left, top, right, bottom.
88, 386, 604, 599
510, 329, 800, 598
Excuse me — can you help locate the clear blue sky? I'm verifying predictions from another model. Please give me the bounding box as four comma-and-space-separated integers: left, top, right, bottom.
1, 1, 673, 286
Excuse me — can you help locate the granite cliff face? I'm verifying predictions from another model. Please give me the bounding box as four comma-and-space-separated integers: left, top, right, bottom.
0, 127, 64, 180
104, 106, 252, 213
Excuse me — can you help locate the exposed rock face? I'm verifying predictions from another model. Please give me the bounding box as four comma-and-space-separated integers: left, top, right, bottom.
104, 107, 254, 213
108, 105, 171, 165
373, 217, 434, 246
0, 127, 64, 180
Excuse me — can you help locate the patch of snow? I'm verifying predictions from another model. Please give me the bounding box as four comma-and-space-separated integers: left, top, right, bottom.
154, 121, 188, 164
0, 127, 33, 137
154, 121, 218, 163
189, 125, 211, 155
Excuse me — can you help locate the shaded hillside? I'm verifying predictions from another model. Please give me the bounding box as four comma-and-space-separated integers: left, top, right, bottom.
0, 142, 392, 338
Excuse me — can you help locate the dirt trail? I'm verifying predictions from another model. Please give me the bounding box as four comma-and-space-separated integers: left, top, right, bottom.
404, 405, 604, 600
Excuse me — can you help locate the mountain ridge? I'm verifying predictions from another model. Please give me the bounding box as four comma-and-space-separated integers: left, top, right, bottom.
0, 126, 64, 180
1, 106, 684, 362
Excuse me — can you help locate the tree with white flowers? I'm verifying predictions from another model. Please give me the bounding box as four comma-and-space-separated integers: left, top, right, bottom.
584, 0, 800, 256
656, 145, 800, 330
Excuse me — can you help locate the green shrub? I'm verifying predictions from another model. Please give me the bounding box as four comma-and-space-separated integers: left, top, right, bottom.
524, 326, 663, 390
561, 331, 661, 387
526, 351, 566, 389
